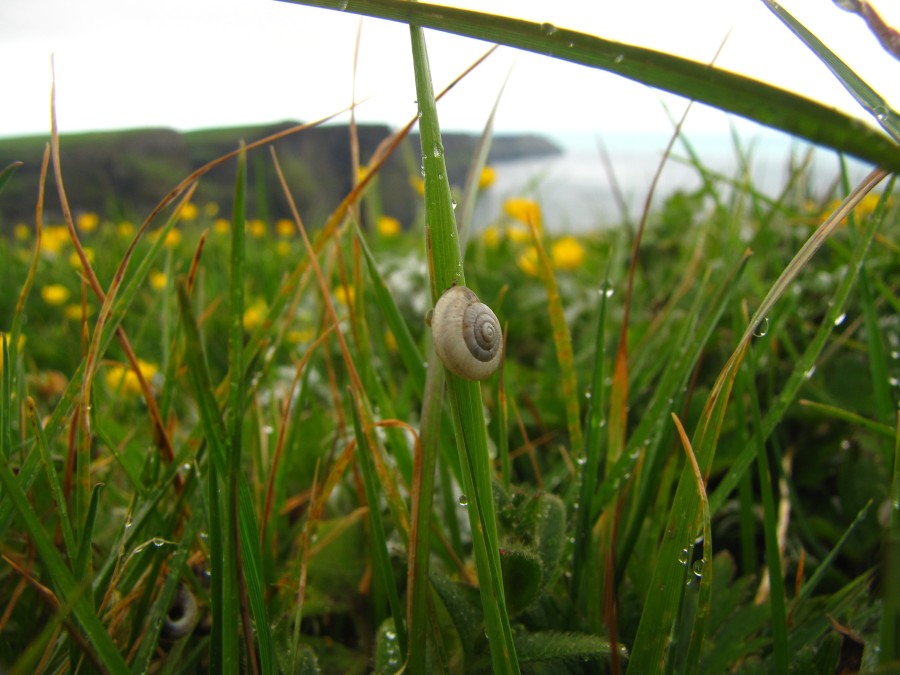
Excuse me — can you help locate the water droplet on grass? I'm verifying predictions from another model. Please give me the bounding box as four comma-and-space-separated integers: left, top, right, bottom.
833, 312, 847, 326
753, 317, 770, 337
540, 22, 557, 35
458, 495, 469, 506
677, 548, 689, 565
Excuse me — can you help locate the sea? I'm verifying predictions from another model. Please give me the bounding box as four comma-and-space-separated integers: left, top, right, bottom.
471, 129, 874, 233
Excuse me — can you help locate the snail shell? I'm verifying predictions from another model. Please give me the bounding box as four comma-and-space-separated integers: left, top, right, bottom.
160, 583, 199, 640
431, 285, 502, 381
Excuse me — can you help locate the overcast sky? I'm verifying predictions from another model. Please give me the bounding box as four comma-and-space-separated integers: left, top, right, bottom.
1, 0, 898, 144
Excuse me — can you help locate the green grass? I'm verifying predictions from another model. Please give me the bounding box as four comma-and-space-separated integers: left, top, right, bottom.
1, 3, 900, 673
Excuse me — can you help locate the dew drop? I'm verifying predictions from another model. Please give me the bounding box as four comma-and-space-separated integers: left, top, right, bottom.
613, 54, 624, 64
833, 312, 847, 326
576, 455, 588, 466
458, 495, 469, 507
753, 317, 770, 338
540, 22, 557, 35
804, 365, 816, 380
692, 559, 704, 577
337, 0, 349, 9
677, 548, 689, 565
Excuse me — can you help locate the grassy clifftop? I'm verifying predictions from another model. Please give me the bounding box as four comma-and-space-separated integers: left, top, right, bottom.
0, 121, 560, 228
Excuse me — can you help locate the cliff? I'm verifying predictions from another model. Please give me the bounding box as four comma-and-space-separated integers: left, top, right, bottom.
0, 122, 561, 228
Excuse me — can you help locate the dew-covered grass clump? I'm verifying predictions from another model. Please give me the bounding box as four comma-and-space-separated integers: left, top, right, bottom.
1, 2, 899, 673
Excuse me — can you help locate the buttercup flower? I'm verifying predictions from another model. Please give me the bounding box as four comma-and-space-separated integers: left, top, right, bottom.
178, 202, 199, 222
105, 359, 158, 396
479, 166, 496, 190
377, 216, 401, 237
41, 284, 71, 306
334, 285, 355, 307
69, 248, 95, 270
276, 218, 295, 237
150, 270, 168, 290
482, 225, 502, 248
248, 219, 267, 239
203, 201, 220, 217
64, 304, 95, 321
243, 299, 268, 331
14, 224, 30, 240
287, 328, 315, 345
214, 218, 230, 235
0, 332, 25, 372
551, 236, 586, 271
42, 226, 70, 255
276, 241, 292, 257
76, 212, 99, 233
117, 221, 135, 238
503, 197, 542, 230
516, 246, 540, 277
163, 229, 182, 249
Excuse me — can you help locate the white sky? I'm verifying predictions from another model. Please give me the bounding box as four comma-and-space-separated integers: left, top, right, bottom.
1, 0, 898, 143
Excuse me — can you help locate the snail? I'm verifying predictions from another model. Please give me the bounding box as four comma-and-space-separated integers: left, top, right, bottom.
430, 285, 502, 381
160, 583, 199, 641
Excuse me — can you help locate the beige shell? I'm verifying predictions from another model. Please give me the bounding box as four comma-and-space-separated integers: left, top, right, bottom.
431, 286, 502, 381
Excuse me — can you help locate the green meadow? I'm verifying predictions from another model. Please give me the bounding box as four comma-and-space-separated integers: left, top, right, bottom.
1, 2, 899, 673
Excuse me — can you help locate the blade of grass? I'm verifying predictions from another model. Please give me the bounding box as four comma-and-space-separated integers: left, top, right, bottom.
629, 338, 747, 672
226, 144, 262, 675
176, 281, 236, 672
276, 0, 900, 172
571, 272, 611, 607
406, 347, 444, 673
760, 0, 900, 141
348, 387, 409, 659
669, 413, 713, 675
409, 20, 519, 675
525, 214, 582, 452
880, 413, 900, 664
743, 348, 789, 674
709, 169, 891, 513
0, 460, 130, 673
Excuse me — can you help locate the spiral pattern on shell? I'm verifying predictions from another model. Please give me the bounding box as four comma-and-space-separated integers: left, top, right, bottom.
431, 285, 502, 381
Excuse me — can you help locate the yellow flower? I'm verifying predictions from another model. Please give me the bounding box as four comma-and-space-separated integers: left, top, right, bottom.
504, 198, 543, 237
276, 240, 292, 257
162, 229, 182, 249
42, 225, 70, 255
551, 236, 586, 271
203, 201, 220, 217
377, 215, 401, 237
14, 224, 30, 240
334, 285, 355, 307
117, 221, 134, 238
178, 202, 199, 221
409, 176, 425, 197
506, 225, 531, 244
105, 359, 157, 396
149, 270, 168, 290
76, 212, 99, 233
482, 225, 502, 248
41, 284, 71, 306
478, 166, 496, 190
64, 304, 95, 321
0, 332, 26, 372
68, 247, 95, 270
516, 246, 540, 277
213, 218, 230, 235
286, 328, 315, 344
248, 219, 267, 239
384, 329, 398, 352
276, 218, 294, 237
243, 299, 268, 331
